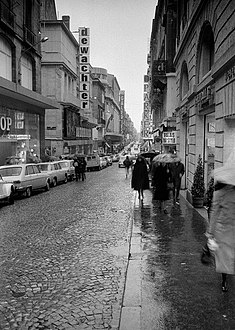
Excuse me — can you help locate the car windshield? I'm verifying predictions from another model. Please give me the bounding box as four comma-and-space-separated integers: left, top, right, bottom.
0, 167, 22, 176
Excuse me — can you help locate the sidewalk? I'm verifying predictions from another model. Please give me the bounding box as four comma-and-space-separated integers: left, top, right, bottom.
119, 189, 208, 330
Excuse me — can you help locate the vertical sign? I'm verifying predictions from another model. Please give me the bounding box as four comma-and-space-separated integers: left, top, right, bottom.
120, 91, 125, 135
142, 74, 153, 140
79, 27, 90, 116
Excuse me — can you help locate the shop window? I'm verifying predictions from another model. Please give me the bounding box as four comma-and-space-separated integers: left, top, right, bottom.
197, 23, 214, 82
180, 61, 189, 100
0, 36, 12, 80
21, 55, 33, 90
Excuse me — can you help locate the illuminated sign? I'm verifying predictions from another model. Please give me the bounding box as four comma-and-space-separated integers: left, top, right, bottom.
79, 27, 90, 115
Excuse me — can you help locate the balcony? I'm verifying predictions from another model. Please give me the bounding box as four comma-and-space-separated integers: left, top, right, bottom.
24, 26, 36, 46
0, 2, 15, 29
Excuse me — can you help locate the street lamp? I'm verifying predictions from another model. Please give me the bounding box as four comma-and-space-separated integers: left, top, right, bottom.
17, 36, 49, 85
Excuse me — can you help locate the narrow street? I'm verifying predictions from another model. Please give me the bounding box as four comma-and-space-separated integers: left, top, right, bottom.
1, 164, 235, 330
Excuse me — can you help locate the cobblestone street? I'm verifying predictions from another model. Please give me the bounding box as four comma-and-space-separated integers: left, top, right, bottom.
0, 165, 134, 330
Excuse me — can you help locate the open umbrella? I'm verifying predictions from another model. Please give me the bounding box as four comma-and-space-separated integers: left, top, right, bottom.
152, 153, 177, 164
140, 151, 160, 160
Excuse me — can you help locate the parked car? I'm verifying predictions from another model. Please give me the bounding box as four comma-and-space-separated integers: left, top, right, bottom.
100, 156, 108, 169
118, 154, 136, 168
86, 154, 101, 171
37, 161, 68, 187
58, 160, 75, 181
105, 155, 113, 166
0, 174, 15, 204
0, 164, 50, 198
112, 154, 120, 162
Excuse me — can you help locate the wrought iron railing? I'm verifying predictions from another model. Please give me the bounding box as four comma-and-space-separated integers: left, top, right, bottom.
24, 26, 36, 46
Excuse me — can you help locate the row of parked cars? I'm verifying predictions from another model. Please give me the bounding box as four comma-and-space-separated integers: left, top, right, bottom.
0, 153, 120, 205
0, 159, 76, 205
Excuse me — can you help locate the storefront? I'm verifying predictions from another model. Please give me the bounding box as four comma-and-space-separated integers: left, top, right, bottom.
0, 81, 58, 165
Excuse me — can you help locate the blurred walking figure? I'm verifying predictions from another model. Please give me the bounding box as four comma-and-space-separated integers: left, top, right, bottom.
207, 156, 235, 292
170, 158, 185, 204
73, 158, 80, 181
79, 157, 87, 181
152, 162, 171, 213
123, 155, 133, 178
131, 155, 149, 200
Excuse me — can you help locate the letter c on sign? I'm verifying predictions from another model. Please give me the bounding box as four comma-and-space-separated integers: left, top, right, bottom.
81, 65, 88, 72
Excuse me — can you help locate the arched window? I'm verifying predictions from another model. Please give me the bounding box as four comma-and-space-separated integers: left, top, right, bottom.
197, 23, 214, 82
21, 55, 33, 90
0, 36, 12, 80
180, 61, 189, 100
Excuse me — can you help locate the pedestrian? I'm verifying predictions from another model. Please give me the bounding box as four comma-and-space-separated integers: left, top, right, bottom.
73, 158, 80, 181
152, 161, 172, 213
123, 155, 133, 178
170, 158, 185, 204
207, 160, 235, 292
79, 157, 87, 181
131, 155, 149, 200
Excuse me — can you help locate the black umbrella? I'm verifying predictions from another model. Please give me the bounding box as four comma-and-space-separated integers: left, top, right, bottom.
140, 151, 160, 160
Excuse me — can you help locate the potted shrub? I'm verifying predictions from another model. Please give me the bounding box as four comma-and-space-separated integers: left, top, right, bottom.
191, 155, 205, 208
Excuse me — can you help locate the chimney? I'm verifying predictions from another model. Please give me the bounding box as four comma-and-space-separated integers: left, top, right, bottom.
62, 15, 70, 30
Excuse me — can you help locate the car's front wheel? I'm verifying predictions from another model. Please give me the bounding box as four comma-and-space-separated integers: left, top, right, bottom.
45, 180, 50, 191
25, 187, 32, 198
8, 190, 14, 204
52, 178, 57, 187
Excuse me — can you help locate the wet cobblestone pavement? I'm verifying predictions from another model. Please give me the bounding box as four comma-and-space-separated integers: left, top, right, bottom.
0, 165, 134, 330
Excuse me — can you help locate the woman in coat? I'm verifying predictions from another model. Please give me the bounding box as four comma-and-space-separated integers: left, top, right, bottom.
131, 155, 149, 200
208, 165, 235, 292
152, 162, 171, 213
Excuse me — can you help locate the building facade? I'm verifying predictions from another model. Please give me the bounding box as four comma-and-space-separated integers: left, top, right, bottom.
0, 0, 58, 165
40, 8, 97, 157
149, 0, 235, 202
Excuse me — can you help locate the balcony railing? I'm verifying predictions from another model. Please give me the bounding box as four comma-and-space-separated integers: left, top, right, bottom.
24, 26, 36, 46
0, 2, 15, 29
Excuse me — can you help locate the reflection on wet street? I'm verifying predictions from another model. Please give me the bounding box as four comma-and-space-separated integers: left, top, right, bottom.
133, 190, 235, 330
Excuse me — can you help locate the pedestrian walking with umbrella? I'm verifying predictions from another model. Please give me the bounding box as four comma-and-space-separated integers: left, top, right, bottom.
206, 154, 235, 292
131, 155, 149, 201
151, 154, 174, 213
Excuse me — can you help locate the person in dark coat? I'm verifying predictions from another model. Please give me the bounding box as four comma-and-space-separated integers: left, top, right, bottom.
170, 159, 185, 204
131, 155, 149, 200
152, 162, 171, 213
73, 158, 80, 181
78, 157, 87, 181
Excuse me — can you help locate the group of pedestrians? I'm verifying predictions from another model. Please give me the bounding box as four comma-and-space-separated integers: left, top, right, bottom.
130, 153, 185, 212
73, 157, 87, 181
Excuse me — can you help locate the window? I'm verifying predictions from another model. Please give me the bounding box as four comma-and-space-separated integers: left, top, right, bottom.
198, 23, 214, 82
21, 55, 33, 90
180, 62, 189, 100
26, 165, 34, 175
0, 36, 12, 80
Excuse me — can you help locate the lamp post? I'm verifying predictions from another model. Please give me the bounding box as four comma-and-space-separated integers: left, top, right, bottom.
17, 36, 49, 85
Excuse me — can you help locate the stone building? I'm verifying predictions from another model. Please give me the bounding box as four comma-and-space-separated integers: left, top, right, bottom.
149, 0, 235, 202
40, 4, 97, 157
174, 0, 235, 202
0, 0, 58, 165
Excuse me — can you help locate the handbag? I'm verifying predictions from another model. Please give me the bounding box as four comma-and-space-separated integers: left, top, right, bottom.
200, 243, 214, 265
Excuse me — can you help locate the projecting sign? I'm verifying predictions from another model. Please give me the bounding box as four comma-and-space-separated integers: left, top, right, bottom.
79, 27, 90, 114
162, 131, 176, 144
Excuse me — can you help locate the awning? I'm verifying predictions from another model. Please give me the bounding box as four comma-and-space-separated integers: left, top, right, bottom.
0, 76, 59, 110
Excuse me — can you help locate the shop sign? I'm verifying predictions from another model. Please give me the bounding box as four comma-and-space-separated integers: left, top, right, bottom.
79, 27, 90, 115
162, 131, 176, 144
195, 84, 214, 111
0, 116, 12, 131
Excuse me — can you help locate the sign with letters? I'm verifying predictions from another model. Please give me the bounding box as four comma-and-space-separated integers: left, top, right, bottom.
79, 27, 90, 116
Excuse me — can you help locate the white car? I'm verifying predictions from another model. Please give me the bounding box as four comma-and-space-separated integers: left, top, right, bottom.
0, 164, 50, 198
37, 162, 68, 187
57, 160, 75, 181
0, 174, 15, 204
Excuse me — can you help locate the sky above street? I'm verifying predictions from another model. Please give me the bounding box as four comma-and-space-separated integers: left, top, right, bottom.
55, 0, 157, 132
